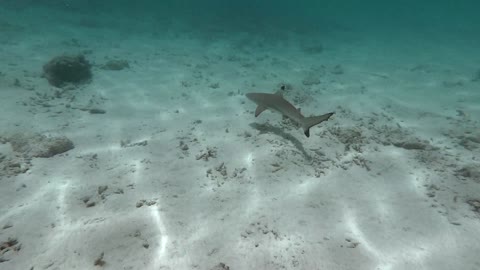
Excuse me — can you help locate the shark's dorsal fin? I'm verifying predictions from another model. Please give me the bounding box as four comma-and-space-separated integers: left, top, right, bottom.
255, 105, 268, 117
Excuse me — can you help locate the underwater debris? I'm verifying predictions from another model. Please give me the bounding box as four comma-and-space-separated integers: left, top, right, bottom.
392, 140, 429, 150
120, 139, 148, 148
135, 199, 156, 208
196, 147, 217, 161
93, 252, 106, 267
88, 108, 106, 114
0, 237, 21, 263
211, 263, 230, 270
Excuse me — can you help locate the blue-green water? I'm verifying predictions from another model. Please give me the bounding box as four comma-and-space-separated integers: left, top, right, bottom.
0, 1, 479, 270
5, 1, 480, 34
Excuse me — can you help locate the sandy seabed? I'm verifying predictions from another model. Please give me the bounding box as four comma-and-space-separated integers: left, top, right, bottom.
0, 5, 480, 270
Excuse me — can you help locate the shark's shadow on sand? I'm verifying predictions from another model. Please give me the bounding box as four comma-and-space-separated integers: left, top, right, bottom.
249, 122, 312, 160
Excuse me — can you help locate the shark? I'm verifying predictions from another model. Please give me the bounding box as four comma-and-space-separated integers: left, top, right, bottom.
246, 91, 334, 137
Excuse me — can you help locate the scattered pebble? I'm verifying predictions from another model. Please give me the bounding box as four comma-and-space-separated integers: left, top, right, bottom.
93, 252, 106, 267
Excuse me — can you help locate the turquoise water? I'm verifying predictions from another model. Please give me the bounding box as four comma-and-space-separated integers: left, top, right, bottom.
0, 1, 479, 270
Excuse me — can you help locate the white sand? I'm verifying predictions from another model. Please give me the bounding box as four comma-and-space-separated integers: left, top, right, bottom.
1, 5, 480, 270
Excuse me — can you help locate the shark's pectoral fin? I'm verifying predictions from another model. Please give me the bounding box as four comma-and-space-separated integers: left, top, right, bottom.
255, 105, 268, 117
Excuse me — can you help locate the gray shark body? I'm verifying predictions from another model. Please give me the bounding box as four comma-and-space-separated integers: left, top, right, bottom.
246, 92, 334, 137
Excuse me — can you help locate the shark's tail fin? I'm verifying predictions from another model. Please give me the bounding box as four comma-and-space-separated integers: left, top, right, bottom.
301, 112, 334, 137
